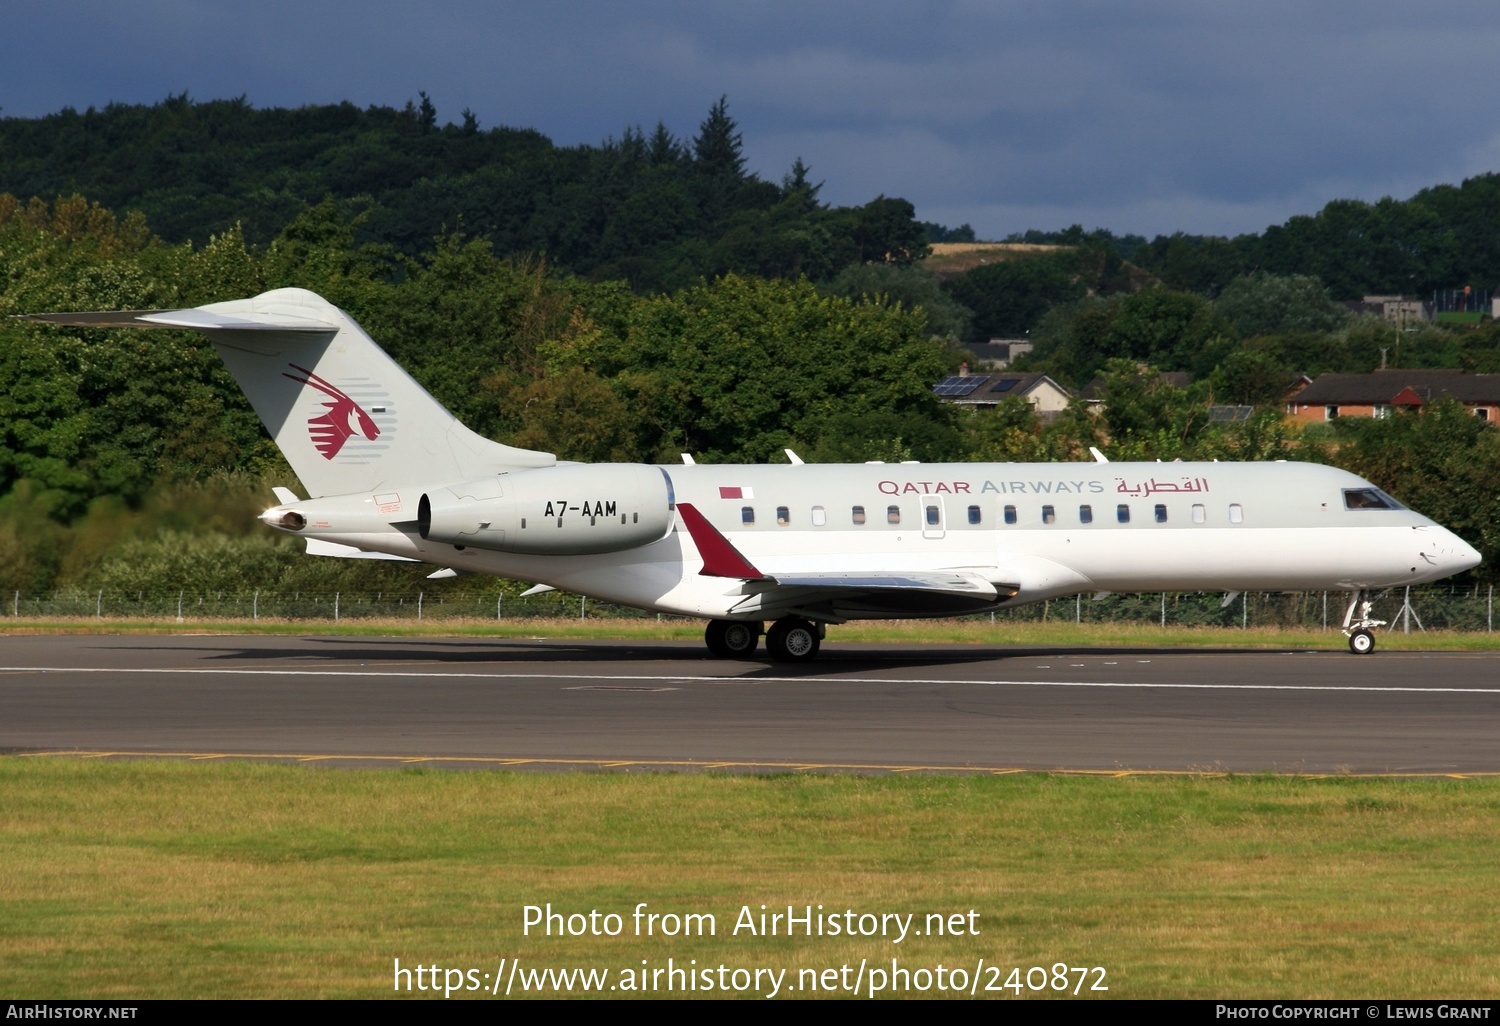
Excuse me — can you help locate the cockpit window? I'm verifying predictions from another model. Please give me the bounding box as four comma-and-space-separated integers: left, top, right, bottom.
1343, 488, 1405, 511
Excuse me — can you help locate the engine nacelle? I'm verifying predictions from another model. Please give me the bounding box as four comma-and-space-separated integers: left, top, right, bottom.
418, 464, 674, 555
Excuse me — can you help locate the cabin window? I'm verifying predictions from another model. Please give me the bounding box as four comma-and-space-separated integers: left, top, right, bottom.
741, 506, 755, 526
852, 505, 867, 525
811, 505, 827, 526
1003, 505, 1017, 525
1192, 504, 1206, 524
967, 505, 981, 525
1343, 488, 1404, 511
1042, 504, 1056, 525
1078, 504, 1093, 524
776, 506, 790, 526
886, 505, 901, 525
1228, 503, 1244, 524
1117, 504, 1131, 524
1154, 503, 1168, 523
925, 504, 940, 526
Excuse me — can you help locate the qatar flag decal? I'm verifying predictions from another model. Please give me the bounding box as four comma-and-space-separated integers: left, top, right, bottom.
718, 486, 754, 499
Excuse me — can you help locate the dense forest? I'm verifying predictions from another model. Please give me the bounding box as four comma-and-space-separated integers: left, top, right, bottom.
3, 95, 1500, 595
0, 94, 927, 293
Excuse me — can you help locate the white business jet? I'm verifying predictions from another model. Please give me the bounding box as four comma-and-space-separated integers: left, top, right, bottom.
21, 289, 1481, 661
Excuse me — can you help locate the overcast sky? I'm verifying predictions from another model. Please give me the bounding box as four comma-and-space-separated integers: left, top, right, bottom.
5, 1, 1499, 240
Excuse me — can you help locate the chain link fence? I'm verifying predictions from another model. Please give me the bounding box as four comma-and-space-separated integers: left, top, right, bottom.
5, 583, 1496, 632
4, 586, 652, 622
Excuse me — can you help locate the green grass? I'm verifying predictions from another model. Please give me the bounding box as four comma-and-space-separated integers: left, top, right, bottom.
3, 614, 1498, 651
2, 759, 1498, 998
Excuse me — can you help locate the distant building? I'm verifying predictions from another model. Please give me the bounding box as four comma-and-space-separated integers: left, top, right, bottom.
963, 338, 1032, 369
1287, 369, 1500, 423
1343, 295, 1429, 325
933, 366, 1072, 413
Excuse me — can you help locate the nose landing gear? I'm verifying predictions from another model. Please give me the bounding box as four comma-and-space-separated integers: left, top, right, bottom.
1341, 591, 1387, 655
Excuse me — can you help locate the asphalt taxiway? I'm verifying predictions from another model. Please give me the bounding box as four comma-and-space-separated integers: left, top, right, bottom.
2, 633, 1497, 774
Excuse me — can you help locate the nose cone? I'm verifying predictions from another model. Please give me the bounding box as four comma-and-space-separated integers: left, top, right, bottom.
1451, 533, 1483, 574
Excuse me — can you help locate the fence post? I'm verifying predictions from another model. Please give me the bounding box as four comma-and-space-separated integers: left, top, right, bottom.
176, 590, 184, 623
1490, 585, 1493, 634
334, 592, 340, 622
1160, 592, 1166, 629
1076, 593, 1081, 623
497, 593, 502, 621
1242, 592, 1248, 629
12, 591, 17, 618
253, 590, 258, 621
418, 592, 423, 621
580, 596, 587, 619
96, 590, 102, 619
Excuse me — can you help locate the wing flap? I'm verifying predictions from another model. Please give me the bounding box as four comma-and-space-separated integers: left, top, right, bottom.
769, 570, 1001, 599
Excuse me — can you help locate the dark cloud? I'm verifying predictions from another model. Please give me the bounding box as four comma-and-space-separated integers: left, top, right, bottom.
4, 0, 1499, 239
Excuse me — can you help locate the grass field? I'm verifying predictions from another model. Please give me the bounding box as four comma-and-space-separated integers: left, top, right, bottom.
3, 759, 1498, 999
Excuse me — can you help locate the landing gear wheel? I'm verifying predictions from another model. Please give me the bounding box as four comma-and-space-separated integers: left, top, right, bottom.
705, 619, 760, 658
766, 617, 821, 663
1348, 629, 1375, 655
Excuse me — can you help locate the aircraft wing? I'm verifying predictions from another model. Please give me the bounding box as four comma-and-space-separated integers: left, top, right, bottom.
768, 569, 1000, 597
674, 503, 1012, 619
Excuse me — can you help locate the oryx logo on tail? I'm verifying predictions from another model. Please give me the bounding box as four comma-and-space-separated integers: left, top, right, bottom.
282, 363, 380, 460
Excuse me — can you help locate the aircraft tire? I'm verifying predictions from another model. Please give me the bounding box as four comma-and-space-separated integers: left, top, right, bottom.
1348, 629, 1375, 655
766, 617, 820, 663
705, 619, 760, 659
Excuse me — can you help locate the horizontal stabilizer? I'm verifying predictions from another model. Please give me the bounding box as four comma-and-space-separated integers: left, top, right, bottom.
18, 309, 336, 332
304, 538, 417, 562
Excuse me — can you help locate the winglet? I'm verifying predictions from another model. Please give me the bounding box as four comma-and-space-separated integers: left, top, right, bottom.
675, 502, 766, 579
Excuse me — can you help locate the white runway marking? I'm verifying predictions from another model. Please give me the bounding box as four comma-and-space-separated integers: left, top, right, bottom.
3, 666, 1500, 694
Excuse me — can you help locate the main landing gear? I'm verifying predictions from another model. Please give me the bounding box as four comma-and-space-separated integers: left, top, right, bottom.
1341, 591, 1387, 655
765, 617, 822, 663
703, 617, 824, 662
704, 619, 760, 659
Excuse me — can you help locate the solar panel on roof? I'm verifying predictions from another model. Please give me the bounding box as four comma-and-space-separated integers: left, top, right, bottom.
990, 378, 1020, 393
933, 376, 984, 396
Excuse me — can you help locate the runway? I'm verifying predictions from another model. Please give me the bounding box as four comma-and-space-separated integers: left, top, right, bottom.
2, 633, 1498, 774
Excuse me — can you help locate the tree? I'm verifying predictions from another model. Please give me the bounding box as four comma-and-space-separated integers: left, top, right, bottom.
1214, 271, 1348, 337
823, 262, 971, 341
554, 274, 950, 463
943, 251, 1085, 341
691, 95, 745, 180
853, 196, 929, 265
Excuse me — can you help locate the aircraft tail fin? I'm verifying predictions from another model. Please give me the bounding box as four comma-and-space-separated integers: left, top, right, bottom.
21, 288, 555, 497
